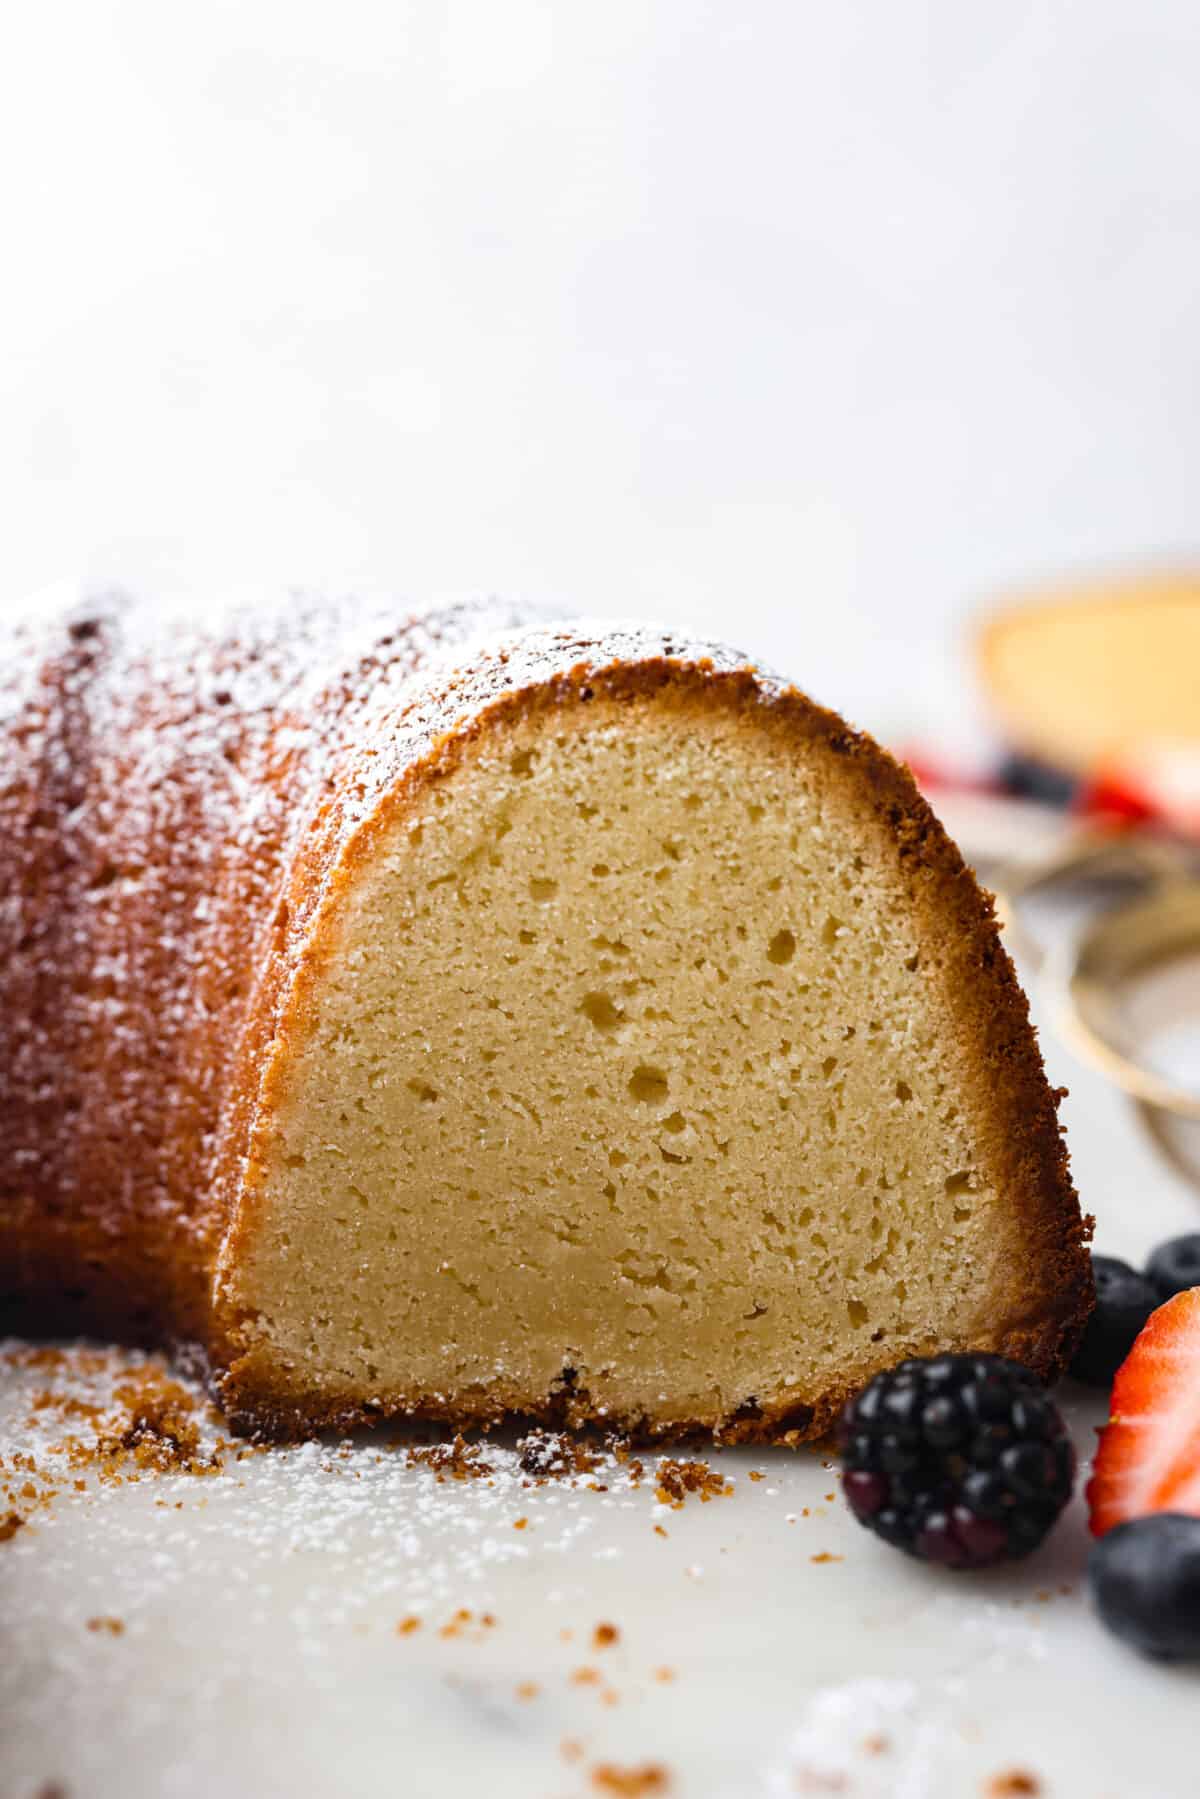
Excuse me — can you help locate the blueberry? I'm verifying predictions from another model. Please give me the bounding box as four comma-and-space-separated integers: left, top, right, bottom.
1068, 1256, 1158, 1387
1089, 1515, 1200, 1660
1146, 1234, 1200, 1304
996, 754, 1079, 809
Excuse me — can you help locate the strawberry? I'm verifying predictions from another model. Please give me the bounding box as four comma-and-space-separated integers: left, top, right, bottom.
1087, 1287, 1200, 1538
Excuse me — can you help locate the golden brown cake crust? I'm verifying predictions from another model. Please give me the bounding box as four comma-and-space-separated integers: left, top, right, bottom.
0, 593, 1093, 1441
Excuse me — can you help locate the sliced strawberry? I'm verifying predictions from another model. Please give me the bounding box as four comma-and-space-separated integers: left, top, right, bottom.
1087, 1287, 1200, 1537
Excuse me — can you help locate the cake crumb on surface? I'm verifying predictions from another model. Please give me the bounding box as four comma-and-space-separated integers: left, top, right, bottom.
86, 1366, 224, 1477
984, 1774, 1041, 1796
810, 1551, 842, 1564
439, 1608, 478, 1639
590, 1763, 671, 1794
654, 1457, 733, 1508
593, 1621, 619, 1648
516, 1428, 601, 1480
85, 1616, 124, 1636
515, 1681, 540, 1701
404, 1434, 492, 1483
0, 1510, 24, 1541
396, 1616, 422, 1636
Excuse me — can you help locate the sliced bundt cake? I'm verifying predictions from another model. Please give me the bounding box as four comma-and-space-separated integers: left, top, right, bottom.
0, 592, 1092, 1440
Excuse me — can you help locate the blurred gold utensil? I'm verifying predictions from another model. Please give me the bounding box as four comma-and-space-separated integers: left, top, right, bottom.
1050, 877, 1200, 1121
993, 831, 1200, 1120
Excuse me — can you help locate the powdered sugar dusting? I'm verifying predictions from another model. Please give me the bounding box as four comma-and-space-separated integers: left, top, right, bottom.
0, 586, 777, 1351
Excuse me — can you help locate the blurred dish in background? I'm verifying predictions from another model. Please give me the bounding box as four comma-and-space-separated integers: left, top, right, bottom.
976, 570, 1200, 781
972, 573, 1200, 1128
905, 572, 1200, 1131
1051, 868, 1200, 1122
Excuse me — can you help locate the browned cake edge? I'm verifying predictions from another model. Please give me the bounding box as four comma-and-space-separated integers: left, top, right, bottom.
211, 654, 1094, 1443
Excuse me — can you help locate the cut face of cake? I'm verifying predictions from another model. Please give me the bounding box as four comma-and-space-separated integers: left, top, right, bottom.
211, 657, 1090, 1439
0, 599, 1092, 1441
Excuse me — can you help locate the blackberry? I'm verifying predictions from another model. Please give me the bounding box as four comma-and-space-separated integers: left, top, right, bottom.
1069, 1255, 1158, 1387
838, 1354, 1075, 1569
1146, 1234, 1200, 1304
1089, 1515, 1200, 1660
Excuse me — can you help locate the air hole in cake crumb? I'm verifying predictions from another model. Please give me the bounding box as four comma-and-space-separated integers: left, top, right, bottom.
684, 793, 702, 810
662, 1111, 686, 1134
407, 1079, 439, 1103
821, 1057, 838, 1079
944, 1170, 973, 1196
580, 993, 624, 1033
746, 803, 765, 823
510, 748, 536, 777
822, 915, 844, 947
609, 1148, 628, 1167
592, 933, 630, 957
592, 864, 612, 878
518, 929, 536, 945
529, 877, 558, 901
953, 1206, 973, 1224
847, 1299, 869, 1328
767, 929, 796, 965
577, 801, 599, 820
628, 1065, 670, 1105
895, 1080, 913, 1102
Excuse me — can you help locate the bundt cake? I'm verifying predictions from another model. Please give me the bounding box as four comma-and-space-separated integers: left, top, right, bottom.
0, 590, 1092, 1441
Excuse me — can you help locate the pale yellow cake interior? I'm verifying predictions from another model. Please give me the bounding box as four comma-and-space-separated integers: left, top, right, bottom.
220, 696, 1037, 1430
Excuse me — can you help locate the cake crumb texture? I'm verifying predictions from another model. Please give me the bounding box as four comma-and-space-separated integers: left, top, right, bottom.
0, 593, 1091, 1439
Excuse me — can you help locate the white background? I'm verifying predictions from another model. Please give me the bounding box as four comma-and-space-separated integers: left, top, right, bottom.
3, 2, 1199, 745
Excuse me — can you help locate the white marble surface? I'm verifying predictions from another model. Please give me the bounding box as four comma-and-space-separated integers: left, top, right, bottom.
4, 805, 1200, 1799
